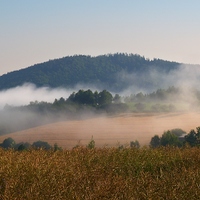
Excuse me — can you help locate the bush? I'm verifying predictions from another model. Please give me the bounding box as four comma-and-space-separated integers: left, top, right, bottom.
150, 131, 183, 148
1, 138, 16, 149
87, 136, 95, 149
160, 131, 181, 147
32, 141, 52, 150
130, 140, 140, 148
150, 135, 160, 148
53, 143, 62, 151
15, 142, 31, 151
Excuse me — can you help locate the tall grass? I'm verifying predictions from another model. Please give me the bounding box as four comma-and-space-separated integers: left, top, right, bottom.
0, 147, 200, 199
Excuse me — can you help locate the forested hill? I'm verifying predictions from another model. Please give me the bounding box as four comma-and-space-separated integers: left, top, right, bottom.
0, 53, 180, 92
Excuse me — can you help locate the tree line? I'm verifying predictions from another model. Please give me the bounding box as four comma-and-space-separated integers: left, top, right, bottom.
0, 137, 59, 151
19, 89, 128, 115
150, 127, 200, 148
2, 126, 200, 151
22, 86, 200, 114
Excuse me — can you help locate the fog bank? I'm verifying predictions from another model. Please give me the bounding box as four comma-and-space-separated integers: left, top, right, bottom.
0, 63, 199, 137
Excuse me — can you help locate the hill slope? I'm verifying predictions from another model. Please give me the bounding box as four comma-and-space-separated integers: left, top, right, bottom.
0, 53, 179, 92
0, 112, 199, 148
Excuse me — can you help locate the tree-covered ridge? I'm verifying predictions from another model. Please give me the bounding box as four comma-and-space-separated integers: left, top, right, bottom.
0, 53, 179, 91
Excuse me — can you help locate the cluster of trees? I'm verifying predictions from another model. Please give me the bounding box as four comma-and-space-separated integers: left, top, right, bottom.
21, 89, 127, 115
0, 89, 126, 136
21, 87, 186, 115
0, 137, 141, 151
125, 87, 179, 103
123, 86, 200, 112
0, 137, 61, 151
4, 86, 200, 118
150, 127, 200, 148
59, 89, 113, 107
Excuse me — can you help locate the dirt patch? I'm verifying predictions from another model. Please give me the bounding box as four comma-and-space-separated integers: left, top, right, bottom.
0, 112, 200, 149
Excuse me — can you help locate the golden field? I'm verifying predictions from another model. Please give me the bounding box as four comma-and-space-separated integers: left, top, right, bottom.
1, 147, 200, 199
0, 112, 200, 148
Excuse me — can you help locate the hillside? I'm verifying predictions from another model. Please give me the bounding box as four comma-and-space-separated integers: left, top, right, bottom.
0, 53, 180, 92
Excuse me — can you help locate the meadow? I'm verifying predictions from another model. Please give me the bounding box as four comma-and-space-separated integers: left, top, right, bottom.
0, 146, 200, 199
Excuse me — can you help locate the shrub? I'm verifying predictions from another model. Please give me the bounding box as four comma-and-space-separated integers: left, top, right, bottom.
16, 142, 31, 151
150, 135, 160, 148
130, 140, 140, 148
87, 136, 95, 149
32, 141, 52, 150
160, 131, 181, 147
1, 138, 16, 149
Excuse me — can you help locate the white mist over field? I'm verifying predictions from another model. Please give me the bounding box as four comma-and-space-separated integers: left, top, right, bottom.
0, 83, 69, 109
0, 83, 101, 109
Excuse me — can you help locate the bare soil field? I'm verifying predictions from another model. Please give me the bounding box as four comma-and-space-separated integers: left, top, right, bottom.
0, 112, 200, 148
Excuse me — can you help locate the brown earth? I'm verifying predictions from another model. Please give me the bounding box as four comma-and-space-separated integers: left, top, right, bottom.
0, 112, 200, 149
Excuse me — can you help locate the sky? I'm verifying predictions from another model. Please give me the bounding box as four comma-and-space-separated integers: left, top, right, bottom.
1, 0, 200, 75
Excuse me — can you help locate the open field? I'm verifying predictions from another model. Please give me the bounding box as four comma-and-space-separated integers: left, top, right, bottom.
1, 147, 200, 199
0, 112, 200, 148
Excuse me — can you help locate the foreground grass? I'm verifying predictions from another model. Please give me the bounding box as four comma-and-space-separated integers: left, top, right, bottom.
0, 147, 200, 199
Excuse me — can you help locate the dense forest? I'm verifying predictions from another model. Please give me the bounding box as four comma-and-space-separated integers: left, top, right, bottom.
0, 53, 180, 92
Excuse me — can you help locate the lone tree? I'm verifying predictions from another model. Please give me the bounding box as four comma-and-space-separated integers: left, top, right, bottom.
160, 131, 181, 147
98, 90, 113, 106
184, 127, 200, 146
150, 135, 160, 148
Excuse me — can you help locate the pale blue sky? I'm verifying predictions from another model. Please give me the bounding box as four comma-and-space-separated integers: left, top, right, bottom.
1, 0, 200, 75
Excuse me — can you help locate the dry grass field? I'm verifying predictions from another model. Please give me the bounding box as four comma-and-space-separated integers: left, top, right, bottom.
0, 112, 200, 148
1, 147, 200, 199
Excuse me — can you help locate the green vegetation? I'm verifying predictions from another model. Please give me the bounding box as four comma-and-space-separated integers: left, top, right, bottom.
149, 127, 200, 148
0, 53, 179, 91
86, 136, 95, 149
1, 146, 200, 199
184, 127, 200, 147
0, 138, 59, 151
1, 137, 16, 149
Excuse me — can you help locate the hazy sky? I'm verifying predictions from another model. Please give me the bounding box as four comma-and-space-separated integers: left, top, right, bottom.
1, 0, 200, 75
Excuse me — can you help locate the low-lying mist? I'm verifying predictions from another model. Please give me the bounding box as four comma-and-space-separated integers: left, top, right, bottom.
0, 83, 101, 109
0, 63, 200, 139
0, 83, 102, 135
119, 64, 200, 95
